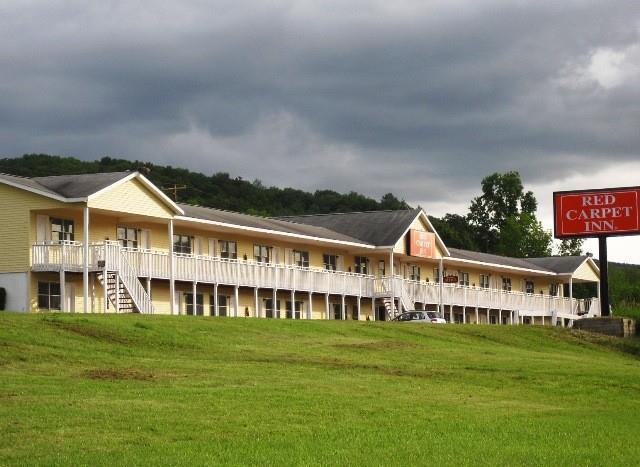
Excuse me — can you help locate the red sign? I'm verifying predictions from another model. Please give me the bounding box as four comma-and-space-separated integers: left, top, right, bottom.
408, 230, 435, 258
443, 275, 458, 284
554, 187, 640, 238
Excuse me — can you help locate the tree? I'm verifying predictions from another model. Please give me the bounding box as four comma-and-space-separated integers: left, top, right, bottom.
467, 171, 552, 257
558, 238, 584, 256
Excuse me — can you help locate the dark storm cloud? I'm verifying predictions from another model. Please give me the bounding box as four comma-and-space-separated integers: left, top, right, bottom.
1, 0, 639, 205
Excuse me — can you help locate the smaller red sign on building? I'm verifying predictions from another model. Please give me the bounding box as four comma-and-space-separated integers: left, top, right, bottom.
408, 230, 435, 258
554, 187, 640, 238
443, 275, 458, 284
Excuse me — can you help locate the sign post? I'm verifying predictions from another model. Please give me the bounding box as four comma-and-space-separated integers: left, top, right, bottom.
554, 186, 640, 317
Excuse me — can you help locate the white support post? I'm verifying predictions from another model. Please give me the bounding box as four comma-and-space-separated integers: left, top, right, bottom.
463, 307, 466, 324
291, 289, 295, 319
438, 257, 444, 315
541, 315, 545, 326
308, 291, 313, 319
569, 275, 574, 315
389, 250, 395, 311
192, 282, 197, 316
234, 285, 239, 317
325, 293, 330, 320
214, 283, 219, 316
510, 311, 514, 325
83, 206, 89, 313
254, 288, 259, 318
60, 242, 66, 312
168, 220, 175, 315
273, 288, 278, 319
341, 295, 345, 320
475, 307, 478, 324
357, 296, 361, 321
372, 297, 376, 321
450, 305, 454, 323
103, 265, 108, 313
498, 309, 502, 325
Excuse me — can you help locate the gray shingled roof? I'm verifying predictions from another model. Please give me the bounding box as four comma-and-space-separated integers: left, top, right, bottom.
277, 208, 421, 246
179, 204, 371, 245
32, 172, 132, 198
0, 171, 133, 199
449, 248, 593, 274
526, 256, 593, 274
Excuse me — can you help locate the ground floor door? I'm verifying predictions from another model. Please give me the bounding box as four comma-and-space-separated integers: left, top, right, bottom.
65, 283, 75, 313
376, 305, 386, 321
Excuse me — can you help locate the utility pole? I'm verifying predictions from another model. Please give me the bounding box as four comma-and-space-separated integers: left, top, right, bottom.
162, 184, 187, 202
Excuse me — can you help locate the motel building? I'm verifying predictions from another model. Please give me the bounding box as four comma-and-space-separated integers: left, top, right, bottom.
0, 171, 602, 326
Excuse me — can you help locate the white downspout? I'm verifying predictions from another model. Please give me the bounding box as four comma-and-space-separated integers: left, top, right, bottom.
83, 206, 90, 313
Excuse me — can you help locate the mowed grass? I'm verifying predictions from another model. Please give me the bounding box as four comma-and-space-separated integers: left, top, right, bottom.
1, 313, 640, 466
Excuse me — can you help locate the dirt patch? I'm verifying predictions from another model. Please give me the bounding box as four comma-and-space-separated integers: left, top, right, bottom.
44, 318, 131, 345
82, 368, 155, 381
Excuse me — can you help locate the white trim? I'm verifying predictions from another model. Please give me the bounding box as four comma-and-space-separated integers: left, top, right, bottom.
173, 215, 375, 249
0, 177, 86, 203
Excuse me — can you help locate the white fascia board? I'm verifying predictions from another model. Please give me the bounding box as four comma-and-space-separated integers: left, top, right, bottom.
86, 172, 185, 215
0, 178, 86, 203
395, 209, 451, 257
443, 256, 557, 276
174, 215, 375, 249
586, 257, 600, 274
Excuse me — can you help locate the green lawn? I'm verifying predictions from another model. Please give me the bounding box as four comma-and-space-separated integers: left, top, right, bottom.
1, 313, 639, 466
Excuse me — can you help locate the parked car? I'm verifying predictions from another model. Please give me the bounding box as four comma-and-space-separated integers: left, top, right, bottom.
393, 311, 447, 324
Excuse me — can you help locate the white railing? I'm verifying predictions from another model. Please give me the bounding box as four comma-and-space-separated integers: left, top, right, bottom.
31, 242, 600, 318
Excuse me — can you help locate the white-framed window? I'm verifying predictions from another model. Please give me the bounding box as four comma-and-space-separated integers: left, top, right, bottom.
355, 256, 369, 274
117, 226, 138, 249
264, 298, 280, 318
185, 293, 204, 316
323, 254, 337, 271
408, 265, 421, 281
285, 301, 303, 319
38, 281, 61, 310
210, 295, 230, 317
173, 234, 192, 254
479, 274, 490, 289
525, 280, 535, 294
51, 218, 74, 242
294, 250, 309, 268
502, 277, 512, 292
459, 271, 470, 287
219, 240, 237, 260
254, 244, 272, 263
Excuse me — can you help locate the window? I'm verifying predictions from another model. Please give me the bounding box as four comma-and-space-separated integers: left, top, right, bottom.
479, 274, 490, 289
459, 272, 469, 287
549, 283, 559, 296
354, 256, 369, 274
294, 250, 309, 268
219, 240, 237, 260
117, 226, 138, 249
434, 268, 440, 283
490, 315, 497, 325
185, 293, 204, 316
173, 234, 192, 254
51, 218, 74, 242
333, 303, 342, 320
285, 301, 303, 319
323, 254, 337, 271
254, 244, 272, 263
378, 260, 386, 276
408, 265, 421, 281
525, 280, 535, 294
38, 281, 61, 310
502, 277, 512, 292
211, 295, 230, 317
264, 299, 280, 318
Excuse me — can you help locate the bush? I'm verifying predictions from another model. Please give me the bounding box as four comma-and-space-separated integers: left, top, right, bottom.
0, 287, 5, 310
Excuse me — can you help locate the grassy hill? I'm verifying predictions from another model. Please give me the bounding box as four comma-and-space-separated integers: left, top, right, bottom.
1, 313, 639, 465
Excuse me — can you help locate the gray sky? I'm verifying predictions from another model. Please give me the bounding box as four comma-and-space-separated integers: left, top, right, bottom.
2, 1, 640, 262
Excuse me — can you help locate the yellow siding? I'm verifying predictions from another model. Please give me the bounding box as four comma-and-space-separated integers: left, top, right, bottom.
573, 260, 599, 282
0, 183, 74, 273
88, 178, 174, 219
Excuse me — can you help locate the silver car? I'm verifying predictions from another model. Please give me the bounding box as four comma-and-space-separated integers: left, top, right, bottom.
394, 310, 447, 324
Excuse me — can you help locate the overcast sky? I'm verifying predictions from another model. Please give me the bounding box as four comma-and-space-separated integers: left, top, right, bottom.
2, 0, 639, 262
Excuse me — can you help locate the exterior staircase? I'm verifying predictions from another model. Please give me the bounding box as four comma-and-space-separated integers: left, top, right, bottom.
382, 297, 399, 320
97, 271, 136, 313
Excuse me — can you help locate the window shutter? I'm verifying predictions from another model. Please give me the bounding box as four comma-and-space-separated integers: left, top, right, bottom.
194, 236, 205, 256
285, 248, 294, 265
337, 255, 344, 271
36, 215, 50, 243
140, 229, 151, 250
274, 247, 283, 264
